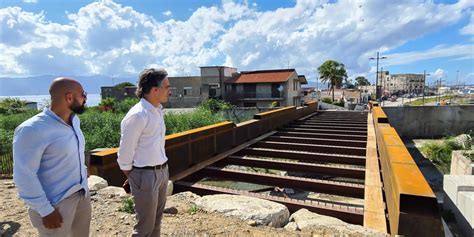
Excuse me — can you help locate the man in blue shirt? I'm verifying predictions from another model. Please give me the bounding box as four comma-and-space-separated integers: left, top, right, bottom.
13, 78, 90, 237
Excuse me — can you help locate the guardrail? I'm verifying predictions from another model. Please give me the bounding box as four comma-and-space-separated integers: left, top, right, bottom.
89, 101, 318, 187
372, 107, 443, 236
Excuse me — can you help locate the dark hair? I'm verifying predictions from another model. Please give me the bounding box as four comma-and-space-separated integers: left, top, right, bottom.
136, 68, 168, 98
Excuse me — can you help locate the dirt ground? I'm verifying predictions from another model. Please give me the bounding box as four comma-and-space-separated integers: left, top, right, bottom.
0, 179, 338, 236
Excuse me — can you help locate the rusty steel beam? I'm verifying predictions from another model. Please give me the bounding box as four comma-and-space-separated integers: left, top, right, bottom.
276, 131, 367, 141
238, 147, 366, 166
292, 121, 368, 127
279, 127, 367, 136
173, 181, 364, 225
267, 136, 367, 148
286, 124, 368, 131
254, 141, 367, 156
219, 155, 365, 179
198, 167, 365, 199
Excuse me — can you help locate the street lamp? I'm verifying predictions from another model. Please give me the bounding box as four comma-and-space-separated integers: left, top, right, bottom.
369, 52, 387, 100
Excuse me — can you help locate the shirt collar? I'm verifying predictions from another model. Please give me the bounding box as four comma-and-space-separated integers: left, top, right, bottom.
140, 98, 162, 111
44, 107, 75, 126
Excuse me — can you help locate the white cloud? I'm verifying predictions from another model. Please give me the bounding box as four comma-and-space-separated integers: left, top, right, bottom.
432, 68, 447, 79
383, 44, 474, 66
460, 11, 474, 38
162, 10, 172, 17
0, 0, 473, 80
22, 0, 38, 3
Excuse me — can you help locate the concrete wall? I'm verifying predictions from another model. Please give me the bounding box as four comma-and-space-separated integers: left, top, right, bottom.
382, 105, 474, 138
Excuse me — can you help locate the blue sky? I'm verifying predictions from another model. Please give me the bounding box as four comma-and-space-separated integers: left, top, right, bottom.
1, 0, 473, 87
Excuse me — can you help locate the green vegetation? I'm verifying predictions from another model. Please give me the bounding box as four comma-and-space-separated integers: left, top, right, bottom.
0, 98, 34, 115
406, 95, 455, 106
189, 204, 200, 215
420, 138, 463, 174
355, 76, 370, 86
118, 196, 135, 214
114, 82, 136, 89
0, 98, 230, 156
321, 98, 333, 104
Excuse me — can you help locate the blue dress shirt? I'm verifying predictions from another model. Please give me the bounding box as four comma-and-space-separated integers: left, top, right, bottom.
13, 108, 88, 217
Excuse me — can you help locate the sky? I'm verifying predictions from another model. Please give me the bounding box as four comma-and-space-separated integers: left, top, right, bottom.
0, 0, 473, 87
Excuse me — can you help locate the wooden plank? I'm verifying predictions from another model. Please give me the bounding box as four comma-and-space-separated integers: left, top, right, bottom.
169, 131, 277, 181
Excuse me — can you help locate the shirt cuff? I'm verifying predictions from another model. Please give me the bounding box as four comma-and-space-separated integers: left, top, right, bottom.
119, 163, 133, 171
37, 203, 55, 217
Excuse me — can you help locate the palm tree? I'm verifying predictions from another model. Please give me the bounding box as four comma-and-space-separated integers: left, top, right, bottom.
318, 60, 347, 101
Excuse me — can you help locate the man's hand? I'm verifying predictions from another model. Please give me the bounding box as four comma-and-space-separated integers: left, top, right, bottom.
123, 170, 130, 177
42, 209, 63, 229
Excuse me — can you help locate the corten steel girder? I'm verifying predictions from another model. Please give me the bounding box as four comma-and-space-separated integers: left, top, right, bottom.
195, 167, 365, 199
237, 148, 366, 166
279, 127, 367, 136
275, 131, 367, 141
266, 136, 367, 148
286, 124, 368, 131
253, 141, 367, 156
173, 181, 365, 225
217, 156, 366, 179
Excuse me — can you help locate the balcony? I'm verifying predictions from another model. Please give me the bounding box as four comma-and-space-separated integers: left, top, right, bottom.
230, 91, 284, 101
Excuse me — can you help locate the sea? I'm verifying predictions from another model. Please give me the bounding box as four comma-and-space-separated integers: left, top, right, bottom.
0, 94, 102, 109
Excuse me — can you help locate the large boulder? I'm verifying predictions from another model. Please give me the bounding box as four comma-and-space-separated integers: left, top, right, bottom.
97, 186, 127, 198
289, 209, 387, 236
88, 175, 108, 191
165, 191, 202, 214
195, 194, 289, 227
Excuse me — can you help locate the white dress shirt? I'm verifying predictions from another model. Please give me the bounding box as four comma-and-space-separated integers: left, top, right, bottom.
117, 98, 168, 170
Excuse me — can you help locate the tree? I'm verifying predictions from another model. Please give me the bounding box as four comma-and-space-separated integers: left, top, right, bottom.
318, 60, 347, 101
342, 78, 355, 89
355, 76, 370, 86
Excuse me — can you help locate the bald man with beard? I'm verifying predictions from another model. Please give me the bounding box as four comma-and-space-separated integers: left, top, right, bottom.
13, 78, 91, 237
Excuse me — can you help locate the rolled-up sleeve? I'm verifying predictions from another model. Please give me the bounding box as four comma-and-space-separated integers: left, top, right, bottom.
117, 114, 146, 171
13, 126, 54, 217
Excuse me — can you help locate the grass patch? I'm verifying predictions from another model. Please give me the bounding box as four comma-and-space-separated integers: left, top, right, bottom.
406, 95, 455, 106
118, 196, 135, 214
189, 204, 200, 215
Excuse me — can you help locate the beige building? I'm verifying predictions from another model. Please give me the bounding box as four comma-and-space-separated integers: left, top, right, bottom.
378, 71, 425, 94
224, 69, 307, 107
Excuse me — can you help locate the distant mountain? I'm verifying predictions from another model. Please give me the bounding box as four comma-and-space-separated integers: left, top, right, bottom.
0, 75, 136, 96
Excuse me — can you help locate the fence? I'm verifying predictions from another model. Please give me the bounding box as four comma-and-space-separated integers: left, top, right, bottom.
0, 152, 13, 178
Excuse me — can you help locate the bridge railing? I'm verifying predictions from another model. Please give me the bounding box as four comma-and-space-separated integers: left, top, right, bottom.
89, 102, 318, 187
372, 107, 443, 236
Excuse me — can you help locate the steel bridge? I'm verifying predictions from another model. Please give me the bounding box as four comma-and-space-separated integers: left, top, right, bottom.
90, 102, 443, 236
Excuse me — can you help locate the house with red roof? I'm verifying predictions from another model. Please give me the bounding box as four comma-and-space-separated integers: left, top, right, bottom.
224, 69, 307, 107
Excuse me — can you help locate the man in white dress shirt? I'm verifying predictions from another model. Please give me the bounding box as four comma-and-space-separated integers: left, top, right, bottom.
117, 68, 171, 236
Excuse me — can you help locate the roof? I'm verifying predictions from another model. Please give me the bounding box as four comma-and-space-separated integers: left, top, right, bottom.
298, 75, 308, 84
225, 69, 296, 84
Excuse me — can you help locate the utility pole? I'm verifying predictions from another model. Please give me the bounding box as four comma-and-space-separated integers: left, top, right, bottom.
369, 52, 387, 100
456, 70, 459, 91
422, 70, 430, 105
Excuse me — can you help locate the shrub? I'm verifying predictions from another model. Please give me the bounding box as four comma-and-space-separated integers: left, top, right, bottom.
99, 97, 116, 112
118, 196, 135, 214
420, 139, 463, 174
199, 99, 231, 113
79, 111, 124, 151
114, 82, 136, 89
333, 100, 345, 107
0, 98, 34, 115
115, 98, 139, 113
321, 98, 332, 103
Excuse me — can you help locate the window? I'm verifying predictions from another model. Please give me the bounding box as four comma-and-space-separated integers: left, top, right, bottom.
183, 87, 192, 96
